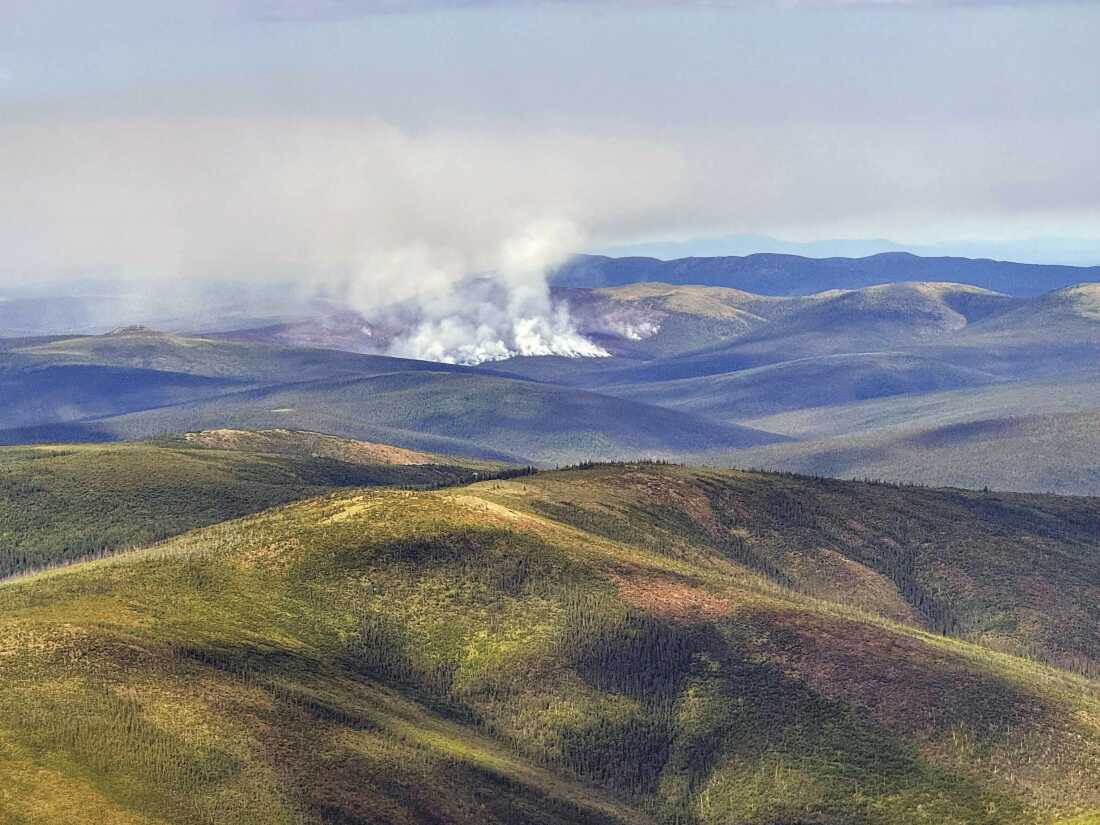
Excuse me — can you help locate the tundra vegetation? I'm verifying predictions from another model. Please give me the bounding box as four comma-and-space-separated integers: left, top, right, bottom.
1, 456, 1098, 824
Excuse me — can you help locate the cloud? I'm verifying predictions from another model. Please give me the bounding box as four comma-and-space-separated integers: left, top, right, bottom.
0, 0, 1082, 29
4, 110, 1097, 283
236, 0, 1092, 16
2, 114, 689, 280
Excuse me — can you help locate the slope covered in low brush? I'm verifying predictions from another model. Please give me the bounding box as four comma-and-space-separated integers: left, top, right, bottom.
507, 465, 1100, 674
0, 432, 490, 579
1, 463, 1098, 824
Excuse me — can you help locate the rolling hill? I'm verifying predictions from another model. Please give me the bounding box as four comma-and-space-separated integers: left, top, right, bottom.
3, 277, 1098, 492
963, 282, 1100, 339
18, 371, 786, 465
552, 252, 1100, 297
0, 328, 787, 465
1, 461, 1099, 824
513, 282, 1100, 494
732, 408, 1100, 496
9, 327, 480, 384
556, 280, 1017, 366
712, 374, 1100, 495
0, 364, 246, 431
569, 282, 1061, 386
737, 375, 1100, 442
0, 431, 490, 579
606, 353, 1005, 421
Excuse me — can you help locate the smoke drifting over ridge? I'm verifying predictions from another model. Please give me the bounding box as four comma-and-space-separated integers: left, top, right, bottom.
1, 116, 685, 363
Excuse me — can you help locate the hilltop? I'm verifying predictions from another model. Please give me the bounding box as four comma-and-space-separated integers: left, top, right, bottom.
551, 252, 1100, 297
1, 462, 1098, 824
0, 430, 494, 579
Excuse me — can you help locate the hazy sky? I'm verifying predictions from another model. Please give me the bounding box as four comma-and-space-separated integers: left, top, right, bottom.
2, 0, 1098, 286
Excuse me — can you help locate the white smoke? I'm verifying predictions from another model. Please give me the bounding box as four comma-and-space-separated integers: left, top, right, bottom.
391, 308, 610, 365
562, 297, 665, 344
608, 318, 662, 342
361, 219, 611, 364
0, 115, 687, 362
588, 306, 664, 341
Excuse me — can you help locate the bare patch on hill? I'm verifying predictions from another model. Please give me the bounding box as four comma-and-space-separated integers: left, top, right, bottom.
799, 548, 922, 625
750, 608, 1051, 735
613, 573, 735, 621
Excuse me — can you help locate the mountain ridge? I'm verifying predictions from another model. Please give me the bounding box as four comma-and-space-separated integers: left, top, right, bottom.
552, 252, 1100, 297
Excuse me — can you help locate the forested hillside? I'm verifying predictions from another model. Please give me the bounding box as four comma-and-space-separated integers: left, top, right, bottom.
1, 461, 1098, 824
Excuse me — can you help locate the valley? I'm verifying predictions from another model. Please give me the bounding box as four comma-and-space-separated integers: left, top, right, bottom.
3, 264, 1098, 493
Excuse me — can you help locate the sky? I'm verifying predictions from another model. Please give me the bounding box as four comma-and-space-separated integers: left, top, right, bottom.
2, 0, 1099, 293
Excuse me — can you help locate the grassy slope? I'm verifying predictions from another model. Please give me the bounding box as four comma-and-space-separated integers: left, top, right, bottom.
1, 463, 1099, 824
508, 465, 1100, 673
0, 433, 489, 578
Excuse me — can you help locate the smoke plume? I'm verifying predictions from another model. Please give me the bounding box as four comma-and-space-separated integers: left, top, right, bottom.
0, 115, 684, 362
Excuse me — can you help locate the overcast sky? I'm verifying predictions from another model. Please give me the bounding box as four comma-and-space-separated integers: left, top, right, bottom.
2, 0, 1098, 284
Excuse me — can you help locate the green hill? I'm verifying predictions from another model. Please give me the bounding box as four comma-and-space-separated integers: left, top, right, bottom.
0, 432, 490, 579
1, 462, 1098, 824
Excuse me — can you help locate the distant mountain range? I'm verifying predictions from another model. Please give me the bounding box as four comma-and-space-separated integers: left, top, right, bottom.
552, 251, 1100, 297
504, 280, 1100, 492
594, 234, 1100, 267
